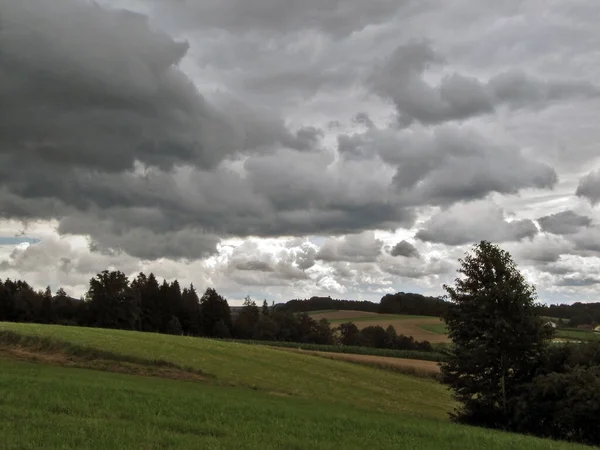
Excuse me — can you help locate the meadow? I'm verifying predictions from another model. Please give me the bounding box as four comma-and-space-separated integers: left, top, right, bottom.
0, 322, 593, 449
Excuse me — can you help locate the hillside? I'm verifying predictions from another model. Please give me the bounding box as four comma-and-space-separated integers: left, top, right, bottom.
0, 322, 451, 418
0, 322, 591, 449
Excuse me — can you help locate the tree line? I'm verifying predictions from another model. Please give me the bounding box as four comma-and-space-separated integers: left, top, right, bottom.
0, 270, 434, 352
443, 241, 600, 446
280, 291, 448, 317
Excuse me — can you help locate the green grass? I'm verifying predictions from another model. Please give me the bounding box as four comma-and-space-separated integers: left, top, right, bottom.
232, 339, 446, 362
419, 323, 449, 335
556, 328, 600, 342
0, 359, 590, 450
0, 322, 451, 419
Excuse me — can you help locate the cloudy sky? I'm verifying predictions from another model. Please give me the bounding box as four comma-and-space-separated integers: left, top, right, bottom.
2, 0, 600, 305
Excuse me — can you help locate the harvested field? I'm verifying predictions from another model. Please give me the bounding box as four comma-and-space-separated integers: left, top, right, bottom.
349, 317, 450, 344
282, 348, 440, 377
309, 310, 378, 321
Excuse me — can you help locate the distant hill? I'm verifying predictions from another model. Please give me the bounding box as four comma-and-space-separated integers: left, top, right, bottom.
277, 293, 448, 317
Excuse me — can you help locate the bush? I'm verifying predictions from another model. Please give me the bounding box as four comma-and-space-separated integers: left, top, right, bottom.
512, 366, 600, 445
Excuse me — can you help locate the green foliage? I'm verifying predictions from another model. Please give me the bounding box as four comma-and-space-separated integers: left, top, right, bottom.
513, 366, 600, 445
441, 241, 553, 427
1, 359, 588, 450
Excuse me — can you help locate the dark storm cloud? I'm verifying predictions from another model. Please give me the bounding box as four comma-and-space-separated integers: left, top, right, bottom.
0, 0, 240, 173
416, 202, 538, 246
390, 240, 419, 258
537, 210, 592, 235
576, 169, 600, 205
371, 42, 599, 126
338, 125, 558, 206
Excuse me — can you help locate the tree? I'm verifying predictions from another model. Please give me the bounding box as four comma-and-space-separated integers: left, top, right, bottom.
234, 296, 260, 339
199, 288, 232, 337
441, 241, 553, 427
166, 315, 183, 335
86, 270, 141, 330
337, 322, 361, 346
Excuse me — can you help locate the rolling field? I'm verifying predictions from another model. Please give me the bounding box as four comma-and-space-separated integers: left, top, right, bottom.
0, 322, 451, 418
1, 359, 589, 450
310, 310, 450, 343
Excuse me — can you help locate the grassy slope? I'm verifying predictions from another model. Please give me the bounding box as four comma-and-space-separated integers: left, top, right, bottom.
0, 360, 588, 450
0, 322, 451, 419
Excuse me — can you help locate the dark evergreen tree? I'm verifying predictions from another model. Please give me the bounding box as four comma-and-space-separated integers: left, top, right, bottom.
180, 284, 201, 336
199, 288, 232, 337
233, 296, 260, 339
441, 241, 553, 427
166, 315, 183, 335
86, 270, 141, 330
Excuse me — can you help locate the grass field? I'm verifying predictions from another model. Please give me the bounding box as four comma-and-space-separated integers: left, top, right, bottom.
419, 323, 449, 334
309, 311, 450, 343
0, 322, 451, 418
1, 359, 590, 450
556, 328, 600, 342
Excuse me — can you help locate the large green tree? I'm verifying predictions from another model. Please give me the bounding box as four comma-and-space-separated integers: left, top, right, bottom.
441, 241, 553, 427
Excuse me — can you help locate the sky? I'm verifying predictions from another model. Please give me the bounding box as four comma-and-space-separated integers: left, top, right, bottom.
1, 0, 600, 305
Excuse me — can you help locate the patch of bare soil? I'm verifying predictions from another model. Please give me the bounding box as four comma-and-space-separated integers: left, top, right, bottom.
0, 346, 205, 383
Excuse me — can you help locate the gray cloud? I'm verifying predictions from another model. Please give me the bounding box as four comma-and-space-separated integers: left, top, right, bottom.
556, 275, 600, 287
538, 210, 592, 235
416, 202, 538, 246
576, 169, 600, 205
390, 240, 420, 258
317, 232, 383, 263
371, 42, 599, 126
153, 0, 406, 38
339, 125, 558, 206
234, 260, 274, 272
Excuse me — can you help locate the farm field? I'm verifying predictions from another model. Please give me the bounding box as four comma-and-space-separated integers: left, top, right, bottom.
0, 359, 589, 450
0, 322, 451, 418
309, 310, 450, 343
0, 323, 592, 450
